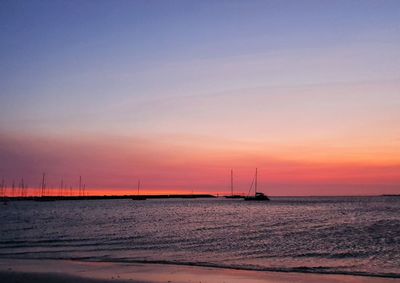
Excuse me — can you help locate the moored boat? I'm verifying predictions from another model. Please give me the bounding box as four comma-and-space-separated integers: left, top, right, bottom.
244, 168, 270, 201
132, 180, 146, 201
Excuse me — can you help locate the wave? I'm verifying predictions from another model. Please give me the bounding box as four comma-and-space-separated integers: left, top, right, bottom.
293, 251, 372, 259
87, 258, 400, 279
3, 255, 397, 279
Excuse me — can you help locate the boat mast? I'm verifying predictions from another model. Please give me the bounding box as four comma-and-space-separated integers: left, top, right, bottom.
41, 173, 46, 197
231, 169, 233, 196
20, 178, 24, 197
79, 176, 82, 196
255, 168, 258, 195
60, 178, 64, 196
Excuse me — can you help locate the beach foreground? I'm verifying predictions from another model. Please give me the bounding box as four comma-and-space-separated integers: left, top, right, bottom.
0, 259, 398, 283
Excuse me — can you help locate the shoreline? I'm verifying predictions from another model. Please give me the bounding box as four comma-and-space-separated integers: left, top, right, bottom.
82, 258, 400, 279
0, 258, 399, 283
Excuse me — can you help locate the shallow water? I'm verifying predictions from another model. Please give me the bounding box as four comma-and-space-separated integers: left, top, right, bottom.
0, 196, 399, 277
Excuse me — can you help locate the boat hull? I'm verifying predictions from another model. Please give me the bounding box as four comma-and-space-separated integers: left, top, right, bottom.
244, 196, 270, 201
244, 192, 270, 201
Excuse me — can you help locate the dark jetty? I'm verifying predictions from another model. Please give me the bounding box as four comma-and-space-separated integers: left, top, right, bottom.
0, 194, 216, 202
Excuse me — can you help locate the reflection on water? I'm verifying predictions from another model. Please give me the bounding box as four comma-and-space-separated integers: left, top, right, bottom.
0, 196, 399, 277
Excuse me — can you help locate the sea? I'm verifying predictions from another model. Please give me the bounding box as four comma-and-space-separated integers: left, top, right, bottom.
0, 196, 399, 278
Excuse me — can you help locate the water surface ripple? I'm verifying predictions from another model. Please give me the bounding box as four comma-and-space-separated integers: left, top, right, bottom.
0, 197, 399, 278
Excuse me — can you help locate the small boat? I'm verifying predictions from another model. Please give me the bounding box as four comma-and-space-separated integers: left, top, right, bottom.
244, 192, 270, 201
244, 168, 270, 201
132, 180, 146, 201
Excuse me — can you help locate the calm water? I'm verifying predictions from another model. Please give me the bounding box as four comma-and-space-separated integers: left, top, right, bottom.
0, 197, 399, 277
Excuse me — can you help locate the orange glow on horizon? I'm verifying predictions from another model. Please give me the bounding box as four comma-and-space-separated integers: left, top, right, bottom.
1, 132, 399, 196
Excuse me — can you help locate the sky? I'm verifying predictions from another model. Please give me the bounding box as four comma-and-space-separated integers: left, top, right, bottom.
0, 0, 399, 196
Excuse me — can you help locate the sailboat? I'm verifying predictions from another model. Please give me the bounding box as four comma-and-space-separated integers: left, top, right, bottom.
35, 173, 55, 201
132, 180, 146, 200
224, 169, 244, 198
244, 168, 270, 201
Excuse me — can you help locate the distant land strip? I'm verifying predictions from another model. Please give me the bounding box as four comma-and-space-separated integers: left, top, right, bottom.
0, 194, 216, 202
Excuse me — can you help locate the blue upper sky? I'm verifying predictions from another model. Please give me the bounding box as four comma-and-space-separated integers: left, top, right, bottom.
2, 0, 399, 90
1, 0, 399, 134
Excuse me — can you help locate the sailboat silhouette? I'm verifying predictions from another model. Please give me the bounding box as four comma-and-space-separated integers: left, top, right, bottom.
132, 179, 146, 200
244, 168, 270, 201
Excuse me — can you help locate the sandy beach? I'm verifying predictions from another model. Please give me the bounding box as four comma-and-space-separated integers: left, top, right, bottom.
0, 259, 399, 283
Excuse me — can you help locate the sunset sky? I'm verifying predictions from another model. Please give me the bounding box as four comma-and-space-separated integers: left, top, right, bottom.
1, 0, 399, 196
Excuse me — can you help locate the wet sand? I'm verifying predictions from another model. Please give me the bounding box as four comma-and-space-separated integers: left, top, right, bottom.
0, 259, 398, 283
